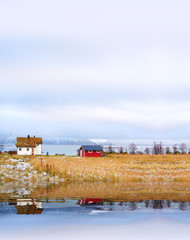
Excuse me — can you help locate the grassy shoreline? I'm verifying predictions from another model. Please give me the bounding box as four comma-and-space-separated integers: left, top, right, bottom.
31, 154, 190, 183
1, 153, 190, 200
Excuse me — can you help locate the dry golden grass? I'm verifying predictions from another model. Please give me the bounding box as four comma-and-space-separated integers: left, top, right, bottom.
30, 154, 190, 183
1, 153, 190, 201
29, 181, 190, 202
29, 153, 190, 201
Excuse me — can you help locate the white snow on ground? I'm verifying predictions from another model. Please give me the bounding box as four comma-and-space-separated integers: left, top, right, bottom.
0, 157, 61, 194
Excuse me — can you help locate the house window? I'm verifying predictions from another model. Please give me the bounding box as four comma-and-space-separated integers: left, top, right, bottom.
88, 151, 92, 153
36, 144, 39, 146
27, 148, 29, 151
96, 151, 100, 153
19, 148, 21, 151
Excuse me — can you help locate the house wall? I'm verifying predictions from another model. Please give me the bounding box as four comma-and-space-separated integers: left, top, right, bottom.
80, 149, 84, 157
84, 150, 102, 157
34, 144, 42, 155
17, 147, 33, 155
78, 147, 102, 157
78, 198, 103, 205
17, 144, 42, 155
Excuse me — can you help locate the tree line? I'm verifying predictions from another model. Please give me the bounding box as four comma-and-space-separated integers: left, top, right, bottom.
107, 142, 190, 155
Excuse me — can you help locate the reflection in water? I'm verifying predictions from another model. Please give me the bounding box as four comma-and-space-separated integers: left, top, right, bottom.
179, 202, 187, 211
2, 182, 190, 203
0, 198, 190, 216
15, 199, 43, 215
25, 181, 190, 203
76, 199, 190, 211
77, 198, 104, 205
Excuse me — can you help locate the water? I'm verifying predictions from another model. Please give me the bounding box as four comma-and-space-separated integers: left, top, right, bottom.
1, 198, 190, 240
4, 143, 190, 155
42, 144, 80, 155
1, 180, 190, 240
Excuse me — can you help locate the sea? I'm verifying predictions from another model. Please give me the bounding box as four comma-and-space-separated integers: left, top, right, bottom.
1, 198, 190, 240
3, 144, 81, 155
4, 141, 190, 155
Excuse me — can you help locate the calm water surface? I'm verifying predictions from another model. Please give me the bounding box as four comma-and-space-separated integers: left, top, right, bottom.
42, 144, 81, 155
1, 198, 190, 240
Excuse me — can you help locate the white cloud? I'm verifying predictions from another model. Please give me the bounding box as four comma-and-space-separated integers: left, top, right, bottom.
0, 0, 190, 39
1, 0, 190, 138
1, 100, 190, 133
1, 49, 190, 92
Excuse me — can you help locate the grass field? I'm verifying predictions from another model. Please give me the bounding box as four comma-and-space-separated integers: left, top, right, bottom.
29, 154, 190, 201
1, 153, 190, 200
31, 154, 190, 183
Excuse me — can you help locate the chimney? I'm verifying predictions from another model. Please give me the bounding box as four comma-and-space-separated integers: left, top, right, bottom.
27, 135, 30, 138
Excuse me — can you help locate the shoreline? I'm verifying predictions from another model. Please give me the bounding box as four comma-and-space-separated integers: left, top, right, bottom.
1, 153, 190, 200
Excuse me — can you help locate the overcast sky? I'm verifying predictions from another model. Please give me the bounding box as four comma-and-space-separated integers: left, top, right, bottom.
1, 0, 190, 140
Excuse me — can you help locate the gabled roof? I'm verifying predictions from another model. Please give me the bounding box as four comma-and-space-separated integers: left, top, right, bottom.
16, 205, 43, 215
16, 137, 43, 147
81, 145, 103, 151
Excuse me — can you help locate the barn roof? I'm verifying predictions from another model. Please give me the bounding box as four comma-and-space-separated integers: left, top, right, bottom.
81, 145, 103, 151
16, 137, 43, 147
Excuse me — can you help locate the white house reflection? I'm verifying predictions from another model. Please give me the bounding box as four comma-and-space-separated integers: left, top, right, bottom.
15, 199, 43, 215
2, 198, 190, 216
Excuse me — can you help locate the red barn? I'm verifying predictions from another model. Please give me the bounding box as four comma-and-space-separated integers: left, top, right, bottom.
77, 145, 103, 157
77, 198, 103, 205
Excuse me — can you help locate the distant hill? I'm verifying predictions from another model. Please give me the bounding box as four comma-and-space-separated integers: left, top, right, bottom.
0, 137, 98, 145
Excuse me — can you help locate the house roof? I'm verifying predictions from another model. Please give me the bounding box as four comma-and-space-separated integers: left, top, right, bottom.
16, 205, 43, 215
16, 137, 43, 147
81, 145, 103, 151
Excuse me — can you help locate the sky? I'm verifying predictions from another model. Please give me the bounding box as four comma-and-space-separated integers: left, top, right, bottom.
1, 0, 190, 140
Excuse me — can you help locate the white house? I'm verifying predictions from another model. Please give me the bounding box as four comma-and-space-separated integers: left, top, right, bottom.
16, 135, 43, 155
16, 199, 43, 215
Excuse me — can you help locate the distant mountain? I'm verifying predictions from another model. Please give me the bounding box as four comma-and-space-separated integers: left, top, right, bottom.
0, 137, 13, 145
0, 137, 94, 145
43, 138, 94, 145
1, 137, 190, 147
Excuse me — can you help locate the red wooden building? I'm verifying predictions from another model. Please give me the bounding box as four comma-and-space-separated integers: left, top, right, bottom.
77, 145, 103, 157
77, 198, 104, 205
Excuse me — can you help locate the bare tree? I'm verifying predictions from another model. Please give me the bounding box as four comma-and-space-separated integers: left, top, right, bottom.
152, 142, 163, 154
165, 146, 171, 154
129, 143, 137, 154
108, 145, 113, 153
179, 143, 187, 154
173, 145, 179, 154
119, 146, 123, 154
123, 147, 128, 154
144, 147, 150, 155
0, 145, 4, 153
